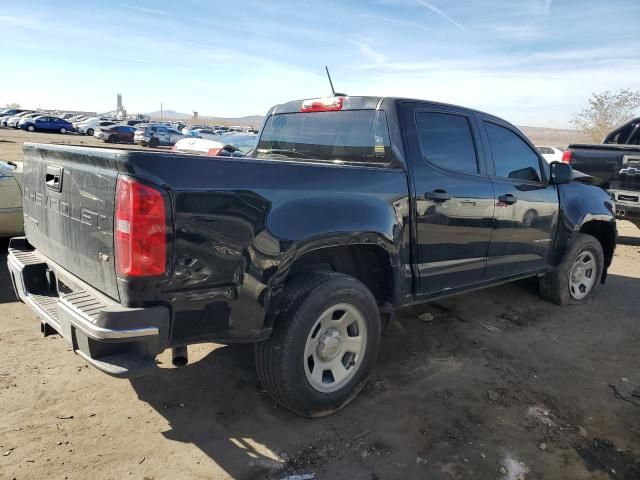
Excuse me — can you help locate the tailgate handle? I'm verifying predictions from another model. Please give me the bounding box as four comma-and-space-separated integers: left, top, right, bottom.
45, 165, 63, 192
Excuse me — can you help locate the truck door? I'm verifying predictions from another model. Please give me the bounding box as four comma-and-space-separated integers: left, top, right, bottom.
402, 103, 495, 295
478, 116, 558, 278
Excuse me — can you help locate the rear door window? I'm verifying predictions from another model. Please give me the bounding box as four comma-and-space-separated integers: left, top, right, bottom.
485, 122, 542, 182
415, 111, 479, 174
256, 110, 392, 164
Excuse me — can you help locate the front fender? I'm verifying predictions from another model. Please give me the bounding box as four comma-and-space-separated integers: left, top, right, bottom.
551, 181, 616, 268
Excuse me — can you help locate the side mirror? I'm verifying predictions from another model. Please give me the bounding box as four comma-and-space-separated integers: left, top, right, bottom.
549, 161, 572, 185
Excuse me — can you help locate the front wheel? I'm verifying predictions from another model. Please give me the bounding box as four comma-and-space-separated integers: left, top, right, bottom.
539, 233, 604, 305
255, 271, 381, 417
26, 125, 35, 132
86, 128, 94, 136
149, 137, 159, 148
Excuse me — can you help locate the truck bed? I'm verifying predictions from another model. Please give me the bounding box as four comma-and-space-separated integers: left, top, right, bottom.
17, 142, 409, 345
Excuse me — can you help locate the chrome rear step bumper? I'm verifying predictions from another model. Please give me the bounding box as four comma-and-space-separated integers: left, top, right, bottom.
7, 237, 170, 378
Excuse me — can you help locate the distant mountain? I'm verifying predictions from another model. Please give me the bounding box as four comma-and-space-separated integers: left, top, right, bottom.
146, 110, 265, 127
145, 110, 191, 121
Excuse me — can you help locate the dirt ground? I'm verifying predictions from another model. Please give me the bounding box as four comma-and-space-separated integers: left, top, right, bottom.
1, 128, 640, 480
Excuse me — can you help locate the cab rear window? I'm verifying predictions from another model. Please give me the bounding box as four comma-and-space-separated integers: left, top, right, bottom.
255, 110, 392, 165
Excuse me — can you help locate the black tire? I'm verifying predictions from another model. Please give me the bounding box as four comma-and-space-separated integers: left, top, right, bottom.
86, 128, 94, 136
107, 135, 117, 143
255, 271, 381, 417
539, 233, 604, 305
149, 137, 159, 148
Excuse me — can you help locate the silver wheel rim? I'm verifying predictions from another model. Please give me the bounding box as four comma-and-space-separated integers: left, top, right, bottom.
27, 125, 34, 131
304, 303, 367, 393
61, 128, 66, 134
568, 251, 597, 300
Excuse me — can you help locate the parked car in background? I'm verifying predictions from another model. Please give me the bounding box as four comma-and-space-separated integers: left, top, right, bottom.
0, 160, 23, 236
181, 125, 207, 135
6, 111, 37, 128
0, 108, 28, 117
97, 125, 137, 143
20, 115, 73, 134
117, 119, 145, 127
134, 124, 185, 147
0, 108, 30, 126
170, 122, 186, 132
567, 116, 640, 228
76, 118, 116, 136
192, 128, 221, 140
537, 146, 564, 163
67, 114, 88, 123
171, 136, 251, 157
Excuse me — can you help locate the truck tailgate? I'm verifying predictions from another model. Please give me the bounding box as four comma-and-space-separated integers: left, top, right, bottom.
21, 143, 121, 300
569, 144, 640, 191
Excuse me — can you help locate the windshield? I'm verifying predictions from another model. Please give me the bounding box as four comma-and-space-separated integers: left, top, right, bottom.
220, 134, 257, 153
255, 110, 392, 164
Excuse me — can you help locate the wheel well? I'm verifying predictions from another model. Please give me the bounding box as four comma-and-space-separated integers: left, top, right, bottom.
287, 245, 394, 306
580, 220, 616, 268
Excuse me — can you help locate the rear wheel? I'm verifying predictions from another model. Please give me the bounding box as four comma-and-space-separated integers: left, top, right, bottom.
539, 233, 604, 305
60, 127, 67, 134
255, 271, 381, 417
107, 135, 117, 143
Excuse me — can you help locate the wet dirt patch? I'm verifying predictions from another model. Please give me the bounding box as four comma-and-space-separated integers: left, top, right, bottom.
575, 437, 640, 479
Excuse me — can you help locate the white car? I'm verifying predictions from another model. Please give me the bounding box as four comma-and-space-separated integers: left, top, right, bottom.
536, 146, 564, 163
172, 134, 257, 156
193, 128, 223, 140
76, 118, 116, 136
0, 160, 23, 236
6, 111, 37, 128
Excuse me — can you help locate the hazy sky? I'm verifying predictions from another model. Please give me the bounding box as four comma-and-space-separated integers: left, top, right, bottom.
1, 0, 639, 127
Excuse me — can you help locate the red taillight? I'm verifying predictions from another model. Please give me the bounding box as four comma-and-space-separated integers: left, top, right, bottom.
207, 147, 223, 157
171, 144, 178, 152
300, 97, 344, 112
562, 150, 572, 164
115, 176, 167, 277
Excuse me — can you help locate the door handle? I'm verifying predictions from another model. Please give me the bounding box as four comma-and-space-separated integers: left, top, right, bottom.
498, 194, 518, 204
424, 190, 451, 202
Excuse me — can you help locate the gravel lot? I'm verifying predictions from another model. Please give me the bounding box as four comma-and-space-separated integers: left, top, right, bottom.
1, 128, 639, 480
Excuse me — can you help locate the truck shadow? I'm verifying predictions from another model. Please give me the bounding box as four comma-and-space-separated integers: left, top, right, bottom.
126, 271, 640, 479
128, 344, 332, 479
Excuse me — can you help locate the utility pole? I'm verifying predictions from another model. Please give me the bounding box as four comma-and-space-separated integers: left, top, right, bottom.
160, 102, 163, 121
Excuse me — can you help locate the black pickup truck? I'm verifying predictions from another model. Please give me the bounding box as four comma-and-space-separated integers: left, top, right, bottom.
8, 96, 616, 417
567, 116, 640, 227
